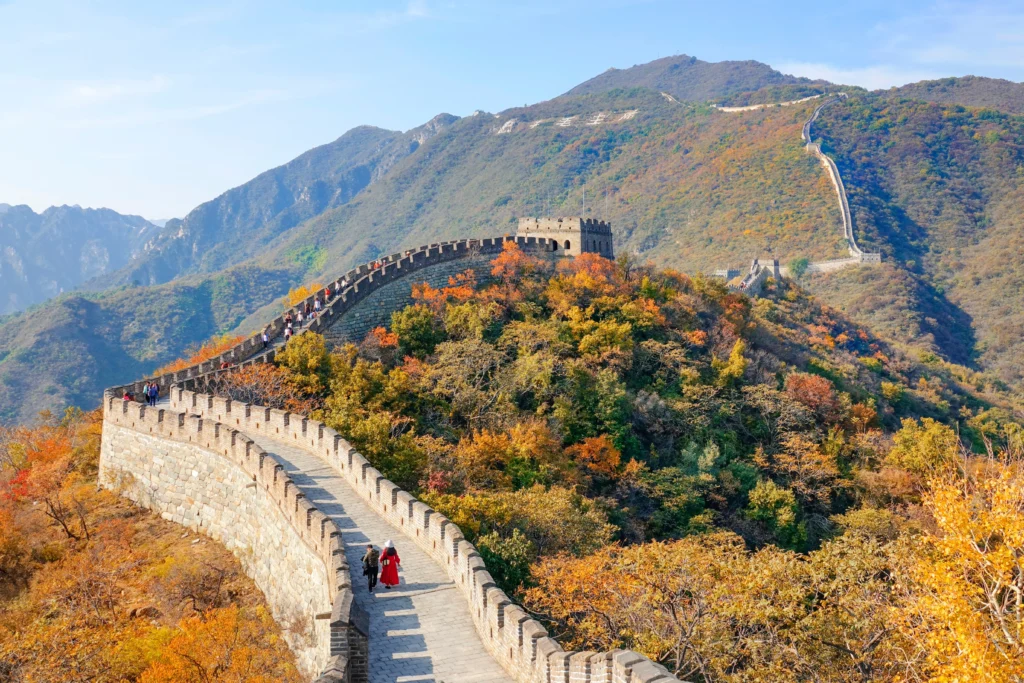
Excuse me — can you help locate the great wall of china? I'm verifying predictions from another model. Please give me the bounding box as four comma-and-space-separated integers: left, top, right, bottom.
100, 228, 679, 683
712, 92, 881, 293
97, 93, 884, 682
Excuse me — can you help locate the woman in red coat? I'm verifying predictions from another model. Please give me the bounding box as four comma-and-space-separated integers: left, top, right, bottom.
379, 539, 400, 589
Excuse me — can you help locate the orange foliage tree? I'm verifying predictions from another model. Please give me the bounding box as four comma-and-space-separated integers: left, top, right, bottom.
412, 270, 477, 314
216, 363, 319, 414
153, 334, 244, 376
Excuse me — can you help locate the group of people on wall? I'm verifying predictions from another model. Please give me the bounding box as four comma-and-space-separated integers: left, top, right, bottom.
275, 277, 352, 344
123, 381, 161, 406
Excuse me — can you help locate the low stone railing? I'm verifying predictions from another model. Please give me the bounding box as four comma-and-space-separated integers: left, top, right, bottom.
173, 386, 678, 683
100, 393, 367, 682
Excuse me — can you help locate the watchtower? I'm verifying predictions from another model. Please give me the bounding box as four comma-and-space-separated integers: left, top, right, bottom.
516, 216, 614, 258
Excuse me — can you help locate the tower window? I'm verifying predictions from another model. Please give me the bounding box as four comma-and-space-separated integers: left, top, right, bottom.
564, 240, 571, 250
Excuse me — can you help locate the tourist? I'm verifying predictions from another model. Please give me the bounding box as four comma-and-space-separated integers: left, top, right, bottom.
149, 382, 159, 406
284, 326, 293, 341
324, 285, 332, 301
296, 310, 304, 325
314, 298, 321, 314
141, 383, 150, 405
285, 312, 293, 327
261, 329, 269, 349
362, 544, 380, 592
379, 540, 400, 589
123, 390, 133, 401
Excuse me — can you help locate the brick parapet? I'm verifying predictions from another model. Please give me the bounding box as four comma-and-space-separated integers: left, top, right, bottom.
107, 235, 560, 400
100, 392, 366, 683
170, 387, 679, 683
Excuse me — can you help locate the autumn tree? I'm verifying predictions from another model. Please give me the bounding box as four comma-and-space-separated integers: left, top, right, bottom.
217, 363, 316, 413
284, 281, 325, 308
391, 303, 446, 358
784, 372, 844, 425
275, 332, 333, 395
139, 605, 303, 683
893, 453, 1024, 680
154, 334, 244, 375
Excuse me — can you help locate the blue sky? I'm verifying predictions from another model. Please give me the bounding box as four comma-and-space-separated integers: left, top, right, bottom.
2, 0, 1023, 219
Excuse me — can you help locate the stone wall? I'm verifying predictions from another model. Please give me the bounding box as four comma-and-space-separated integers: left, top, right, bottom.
102, 228, 680, 683
110, 237, 558, 402
174, 387, 677, 683
322, 253, 496, 347
100, 395, 367, 682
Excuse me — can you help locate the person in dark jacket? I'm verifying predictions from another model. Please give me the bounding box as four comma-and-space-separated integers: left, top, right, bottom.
362, 544, 379, 592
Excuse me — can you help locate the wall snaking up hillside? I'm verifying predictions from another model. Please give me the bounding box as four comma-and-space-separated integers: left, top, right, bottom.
100, 395, 367, 682
101, 234, 679, 683
174, 387, 678, 683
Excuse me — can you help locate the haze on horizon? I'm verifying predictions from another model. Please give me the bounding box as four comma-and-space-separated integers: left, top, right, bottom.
2, 0, 1023, 220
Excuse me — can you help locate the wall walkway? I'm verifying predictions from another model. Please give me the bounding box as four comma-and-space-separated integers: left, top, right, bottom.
103, 235, 679, 683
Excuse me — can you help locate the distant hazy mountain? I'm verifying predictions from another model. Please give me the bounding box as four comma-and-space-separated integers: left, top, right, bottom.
148, 218, 176, 228
564, 54, 822, 102
0, 205, 157, 314
890, 75, 1024, 113
94, 114, 458, 289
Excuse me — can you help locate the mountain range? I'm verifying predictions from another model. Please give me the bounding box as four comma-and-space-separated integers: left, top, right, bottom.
0, 205, 157, 315
2, 54, 1024, 423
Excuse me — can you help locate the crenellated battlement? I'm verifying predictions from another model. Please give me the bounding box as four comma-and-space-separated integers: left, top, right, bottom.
99, 224, 683, 683
169, 385, 675, 683
516, 216, 614, 258
100, 394, 367, 681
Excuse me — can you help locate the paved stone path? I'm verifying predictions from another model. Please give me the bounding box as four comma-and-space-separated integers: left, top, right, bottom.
245, 431, 513, 683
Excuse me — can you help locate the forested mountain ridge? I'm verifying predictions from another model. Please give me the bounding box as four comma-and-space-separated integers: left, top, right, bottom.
3, 57, 1024, 423
564, 54, 825, 102
0, 204, 157, 315
890, 74, 1024, 113
90, 114, 458, 289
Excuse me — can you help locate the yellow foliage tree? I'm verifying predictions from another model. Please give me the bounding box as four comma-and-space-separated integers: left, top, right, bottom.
139, 605, 303, 682
894, 455, 1024, 681
284, 282, 325, 308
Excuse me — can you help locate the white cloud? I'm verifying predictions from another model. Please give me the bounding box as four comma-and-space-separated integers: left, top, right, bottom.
875, 1, 1024, 71
776, 61, 948, 90
65, 75, 170, 104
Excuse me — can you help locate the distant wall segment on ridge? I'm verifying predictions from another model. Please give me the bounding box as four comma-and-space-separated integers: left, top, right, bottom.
175, 387, 679, 683
99, 394, 367, 682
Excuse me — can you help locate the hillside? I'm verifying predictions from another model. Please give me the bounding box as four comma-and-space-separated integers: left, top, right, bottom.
92, 115, 457, 289
265, 89, 844, 286
803, 92, 1024, 386
227, 250, 1023, 680
0, 262, 297, 423
564, 54, 823, 102
0, 410, 303, 680
891, 75, 1024, 113
0, 205, 157, 314
0, 80, 849, 423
